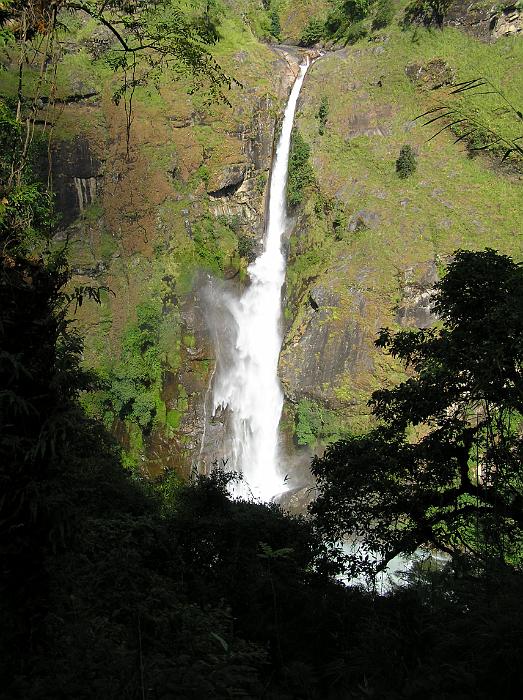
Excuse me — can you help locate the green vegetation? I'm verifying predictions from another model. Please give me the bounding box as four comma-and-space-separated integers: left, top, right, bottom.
237, 231, 257, 261
419, 77, 523, 167
372, 0, 395, 29
295, 398, 350, 445
299, 17, 325, 46
0, 101, 54, 251
312, 249, 523, 576
102, 302, 164, 432
403, 0, 453, 28
269, 8, 282, 38
317, 96, 329, 135
345, 19, 368, 43
396, 143, 417, 177
324, 0, 371, 41
192, 214, 237, 273
287, 129, 316, 207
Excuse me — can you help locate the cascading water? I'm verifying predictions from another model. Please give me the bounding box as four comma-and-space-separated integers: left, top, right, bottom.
209, 60, 310, 501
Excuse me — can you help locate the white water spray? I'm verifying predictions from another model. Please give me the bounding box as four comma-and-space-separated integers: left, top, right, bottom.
210, 60, 310, 501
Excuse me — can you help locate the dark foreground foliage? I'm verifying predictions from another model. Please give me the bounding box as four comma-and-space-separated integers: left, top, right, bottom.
2, 225, 523, 699
312, 249, 523, 580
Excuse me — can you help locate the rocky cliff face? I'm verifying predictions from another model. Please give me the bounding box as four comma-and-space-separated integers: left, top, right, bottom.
36, 24, 304, 475
278, 21, 522, 449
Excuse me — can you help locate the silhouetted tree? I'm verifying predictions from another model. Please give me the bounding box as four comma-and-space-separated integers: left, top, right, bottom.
312, 249, 523, 578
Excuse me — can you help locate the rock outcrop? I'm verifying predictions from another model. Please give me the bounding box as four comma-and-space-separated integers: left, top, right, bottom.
280, 262, 373, 408
445, 0, 522, 40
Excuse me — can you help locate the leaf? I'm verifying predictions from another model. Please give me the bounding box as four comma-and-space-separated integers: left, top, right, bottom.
427, 118, 467, 142
422, 111, 456, 127
210, 631, 228, 652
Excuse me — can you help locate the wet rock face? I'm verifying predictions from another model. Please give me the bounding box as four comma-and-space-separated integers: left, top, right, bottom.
206, 93, 280, 243
45, 136, 102, 228
280, 282, 371, 407
396, 261, 439, 329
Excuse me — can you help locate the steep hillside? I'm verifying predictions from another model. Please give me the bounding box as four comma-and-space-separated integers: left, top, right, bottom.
0, 1, 307, 474
279, 1, 522, 468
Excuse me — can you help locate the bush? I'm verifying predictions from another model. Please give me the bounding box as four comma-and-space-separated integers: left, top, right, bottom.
237, 232, 256, 262
372, 0, 394, 29
345, 20, 368, 44
269, 9, 281, 39
325, 0, 370, 39
102, 302, 164, 434
403, 0, 451, 28
317, 96, 329, 135
299, 17, 324, 46
287, 130, 315, 207
395, 144, 417, 178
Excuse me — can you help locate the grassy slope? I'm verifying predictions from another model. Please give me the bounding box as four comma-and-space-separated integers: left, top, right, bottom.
282, 4, 523, 438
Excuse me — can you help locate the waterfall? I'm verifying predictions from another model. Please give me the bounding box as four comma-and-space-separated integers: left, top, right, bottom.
210, 60, 310, 501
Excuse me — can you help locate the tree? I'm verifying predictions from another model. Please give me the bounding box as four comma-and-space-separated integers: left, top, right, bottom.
396, 144, 417, 178
1, 1, 231, 158
269, 8, 281, 39
372, 0, 394, 30
299, 17, 324, 47
311, 249, 523, 578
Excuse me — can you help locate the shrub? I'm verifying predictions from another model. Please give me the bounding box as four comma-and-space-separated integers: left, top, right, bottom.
287, 130, 315, 207
396, 144, 417, 178
299, 17, 324, 46
101, 302, 164, 434
332, 204, 348, 239
317, 97, 329, 135
295, 398, 349, 445
269, 9, 281, 38
372, 0, 394, 29
403, 0, 451, 28
345, 20, 368, 44
237, 233, 256, 262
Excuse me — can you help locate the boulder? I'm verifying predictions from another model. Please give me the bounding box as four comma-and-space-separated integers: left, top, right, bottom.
207, 164, 247, 197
